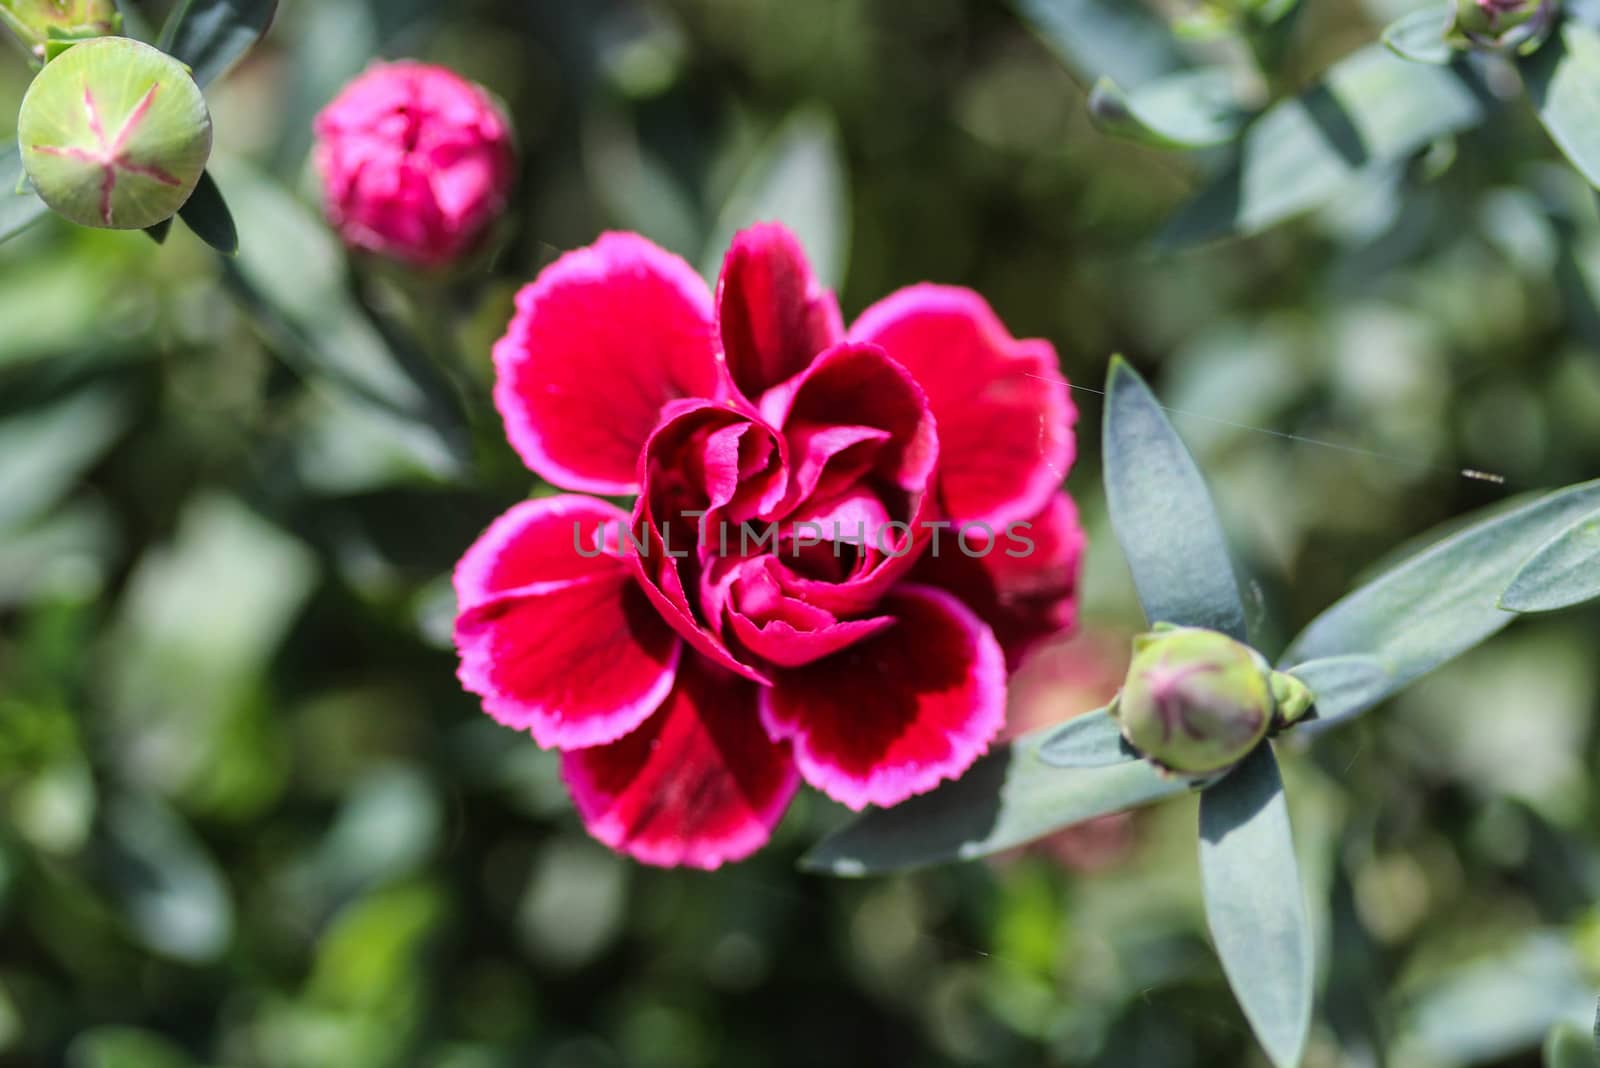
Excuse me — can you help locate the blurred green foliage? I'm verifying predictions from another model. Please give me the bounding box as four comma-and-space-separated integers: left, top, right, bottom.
2, 0, 1600, 1065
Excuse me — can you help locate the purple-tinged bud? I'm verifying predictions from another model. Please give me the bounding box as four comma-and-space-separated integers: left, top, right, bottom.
18, 37, 212, 230
1111, 626, 1275, 776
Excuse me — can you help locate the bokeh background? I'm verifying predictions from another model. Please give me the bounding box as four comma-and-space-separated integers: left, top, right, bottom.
3, 0, 1600, 1065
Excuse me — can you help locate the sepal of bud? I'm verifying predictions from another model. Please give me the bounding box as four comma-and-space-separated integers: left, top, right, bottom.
1269, 670, 1316, 730
17, 36, 212, 231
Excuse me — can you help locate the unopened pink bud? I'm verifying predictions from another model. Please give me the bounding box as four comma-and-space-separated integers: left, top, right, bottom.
313, 61, 517, 268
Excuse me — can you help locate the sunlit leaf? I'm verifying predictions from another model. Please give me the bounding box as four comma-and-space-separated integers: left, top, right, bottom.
1162, 45, 1489, 245
702, 107, 849, 289
1500, 510, 1600, 612
1198, 746, 1312, 1068
1285, 655, 1396, 728
159, 0, 279, 88
1382, 4, 1455, 65
1014, 0, 1187, 87
1282, 479, 1600, 711
67, 1027, 198, 1068
1395, 933, 1594, 1065
1103, 356, 1250, 640
1526, 19, 1600, 190
1089, 68, 1247, 149
1037, 707, 1137, 768
102, 494, 315, 815
313, 765, 442, 896
0, 387, 130, 533
99, 795, 234, 963
800, 721, 1190, 875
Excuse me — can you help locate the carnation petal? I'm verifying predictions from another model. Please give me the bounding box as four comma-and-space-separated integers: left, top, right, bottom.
493, 233, 720, 494
760, 584, 1006, 810
911, 492, 1087, 668
453, 496, 680, 749
562, 656, 800, 869
453, 495, 632, 608
850, 285, 1075, 528
717, 223, 843, 402
455, 571, 682, 750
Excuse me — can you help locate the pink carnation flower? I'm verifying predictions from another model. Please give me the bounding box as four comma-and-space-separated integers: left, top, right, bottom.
313, 61, 515, 267
455, 224, 1084, 868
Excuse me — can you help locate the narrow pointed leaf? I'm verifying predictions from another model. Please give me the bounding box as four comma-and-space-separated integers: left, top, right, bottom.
1104, 356, 1249, 640
159, 0, 279, 88
1199, 746, 1313, 1068
144, 217, 174, 244
1501, 510, 1600, 612
178, 170, 238, 254
1282, 480, 1600, 709
1382, 4, 1454, 64
0, 144, 51, 244
800, 721, 1191, 876
1285, 655, 1396, 728
1089, 68, 1247, 148
1038, 707, 1136, 768
1161, 45, 1488, 245
1526, 19, 1600, 190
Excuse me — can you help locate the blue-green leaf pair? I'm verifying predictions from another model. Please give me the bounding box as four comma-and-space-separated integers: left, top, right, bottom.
807, 355, 1600, 1067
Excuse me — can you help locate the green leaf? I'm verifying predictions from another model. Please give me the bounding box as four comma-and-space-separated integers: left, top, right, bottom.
0, 143, 51, 245
67, 1027, 198, 1068
1089, 68, 1247, 149
1526, 20, 1600, 190
158, 0, 278, 88
1501, 510, 1600, 612
1162, 45, 1489, 245
800, 721, 1191, 875
177, 169, 237, 254
1198, 746, 1313, 1068
0, 387, 130, 533
1014, 0, 1186, 87
1396, 933, 1594, 1065
1282, 479, 1600, 707
1382, 4, 1455, 65
1543, 1022, 1599, 1068
702, 107, 850, 290
143, 217, 173, 244
1284, 655, 1395, 727
1103, 356, 1249, 640
212, 156, 468, 472
1037, 707, 1135, 768
99, 795, 234, 963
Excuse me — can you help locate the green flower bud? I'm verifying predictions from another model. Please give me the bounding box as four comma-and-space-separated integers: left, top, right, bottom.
1111, 626, 1275, 776
18, 37, 212, 230
0, 0, 118, 60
